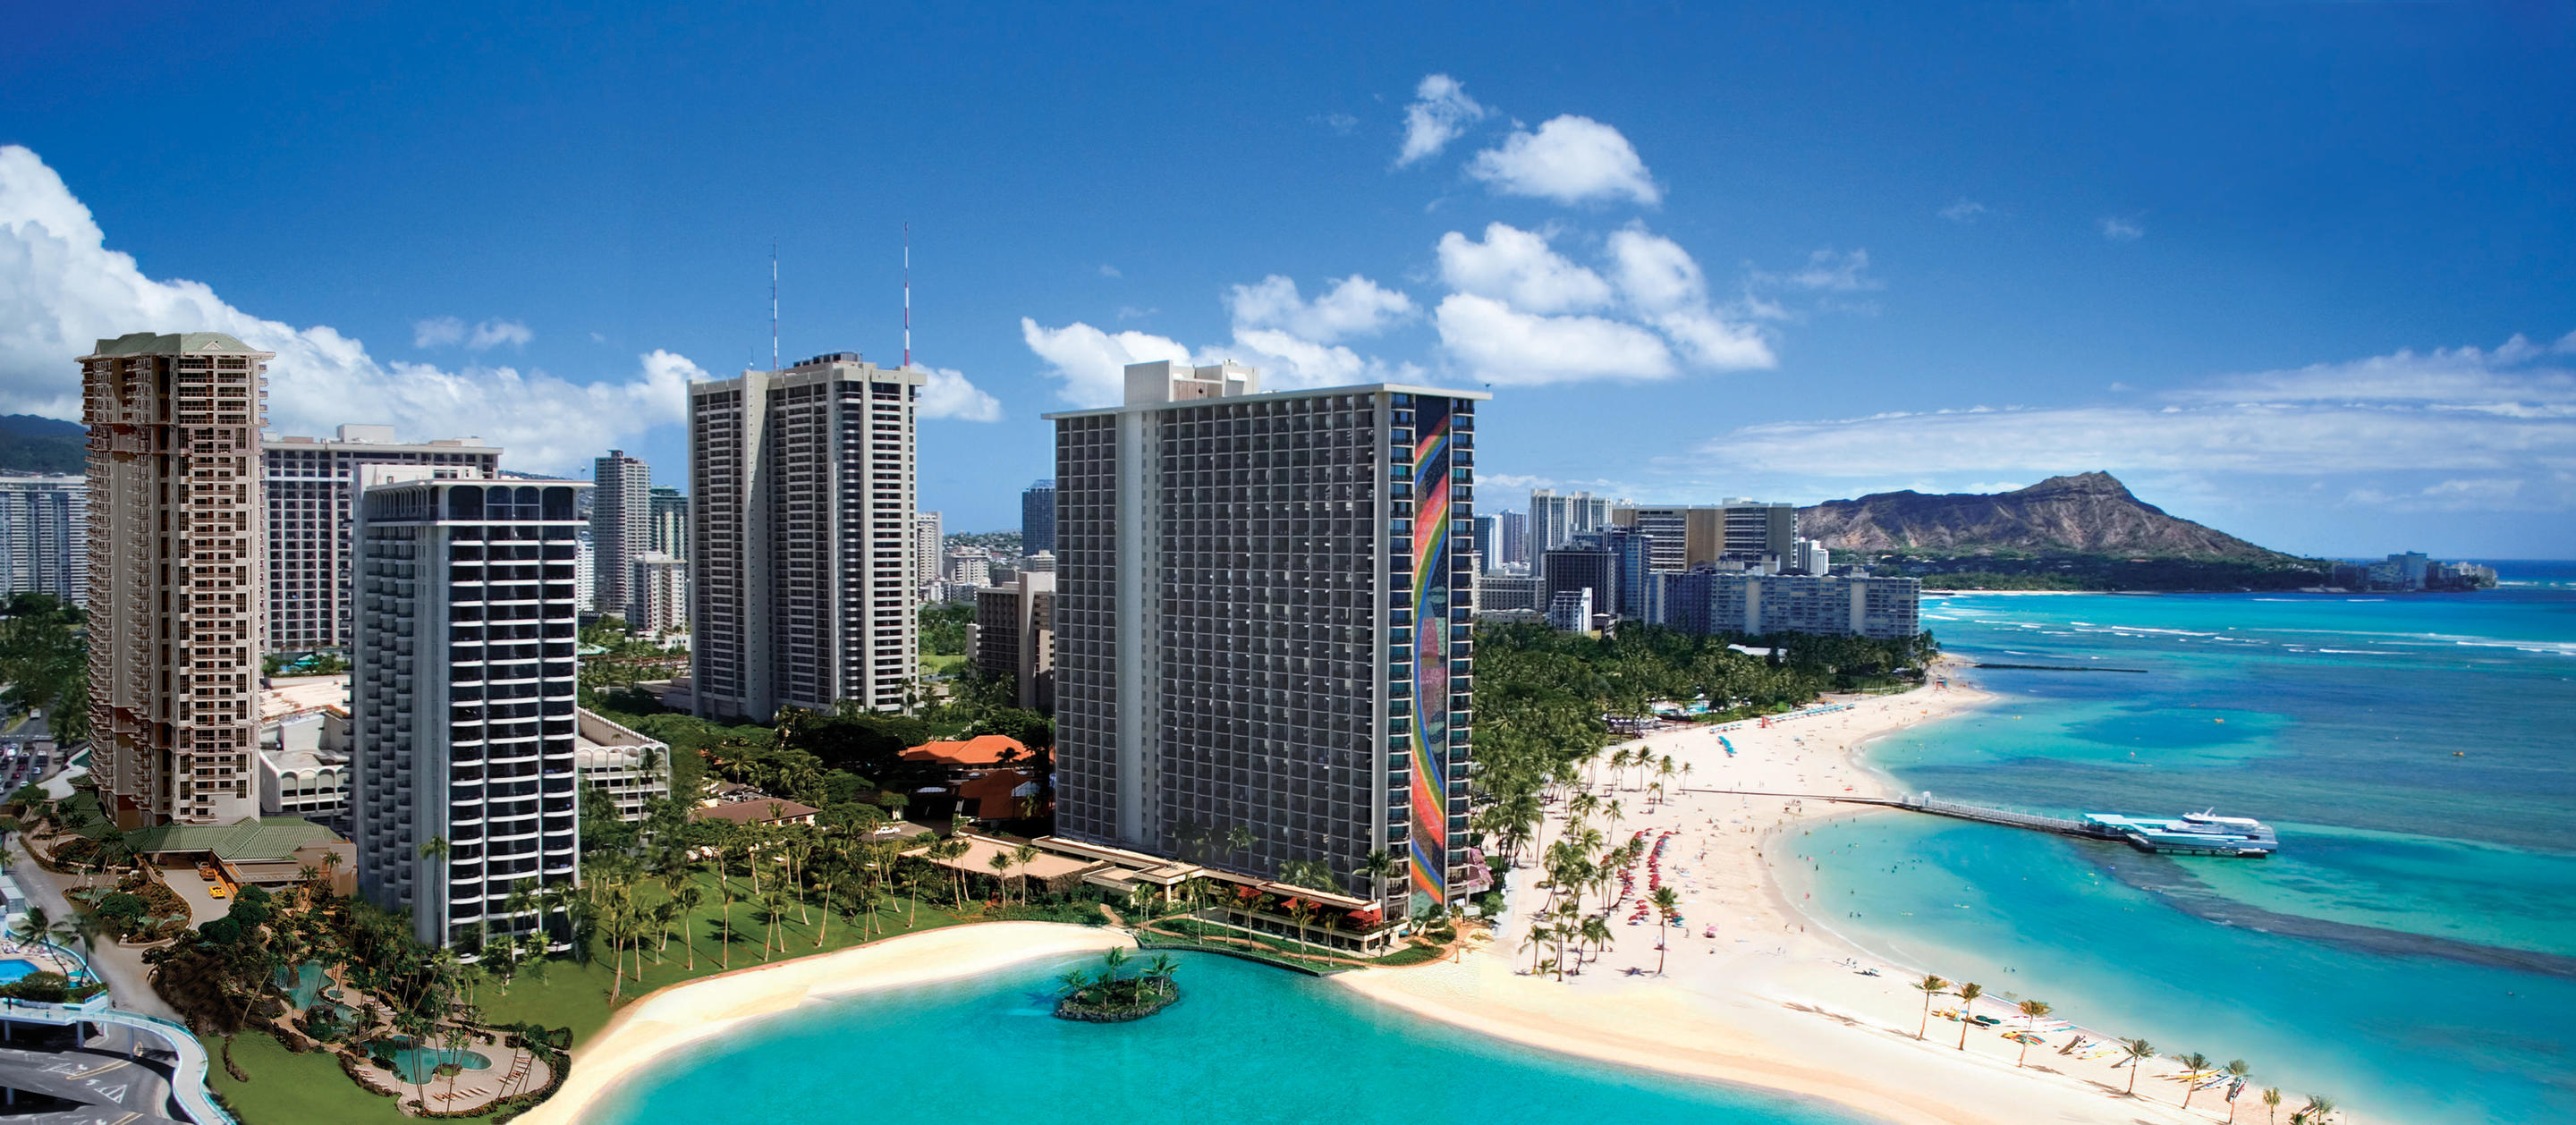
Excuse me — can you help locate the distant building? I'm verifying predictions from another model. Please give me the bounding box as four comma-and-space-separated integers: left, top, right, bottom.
628, 552, 687, 634
0, 475, 84, 605
2331, 553, 2496, 592
690, 353, 922, 723
945, 545, 993, 588
83, 332, 269, 828
1542, 544, 1617, 626
1473, 513, 1501, 574
1792, 537, 1832, 577
591, 449, 651, 621
258, 706, 352, 831
648, 486, 689, 559
1546, 588, 1594, 632
1021, 478, 1057, 555
1479, 573, 1543, 613
574, 708, 671, 823
1609, 501, 1799, 571
1022, 549, 1055, 573
1530, 488, 1619, 554
1496, 510, 1528, 571
352, 469, 588, 948
264, 426, 501, 651
913, 512, 943, 590
970, 571, 1055, 711
1651, 571, 1920, 641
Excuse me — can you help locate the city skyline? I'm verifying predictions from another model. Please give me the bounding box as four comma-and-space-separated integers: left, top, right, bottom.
3, 5, 2572, 559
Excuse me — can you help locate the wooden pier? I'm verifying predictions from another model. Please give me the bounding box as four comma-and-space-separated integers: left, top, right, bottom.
1683, 788, 2127, 842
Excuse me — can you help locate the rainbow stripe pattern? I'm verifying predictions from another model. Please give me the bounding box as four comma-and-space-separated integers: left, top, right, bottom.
1406, 396, 1453, 902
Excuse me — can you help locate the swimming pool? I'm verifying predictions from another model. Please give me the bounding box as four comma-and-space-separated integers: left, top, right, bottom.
381, 1039, 493, 1085
0, 959, 42, 985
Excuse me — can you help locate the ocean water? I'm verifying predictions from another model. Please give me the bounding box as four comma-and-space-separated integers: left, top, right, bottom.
585, 950, 1866, 1125
1804, 564, 2576, 1124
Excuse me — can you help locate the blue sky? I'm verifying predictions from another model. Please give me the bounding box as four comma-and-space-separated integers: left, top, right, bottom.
4, 2, 2572, 556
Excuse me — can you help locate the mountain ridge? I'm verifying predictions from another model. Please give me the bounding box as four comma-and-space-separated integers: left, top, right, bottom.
1797, 471, 2292, 560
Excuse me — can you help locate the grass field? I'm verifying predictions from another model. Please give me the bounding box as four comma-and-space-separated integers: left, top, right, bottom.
475, 867, 976, 1045
919, 652, 967, 677
208, 1032, 412, 1125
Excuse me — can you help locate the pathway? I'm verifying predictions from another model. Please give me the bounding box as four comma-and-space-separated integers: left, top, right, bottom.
5, 840, 181, 1022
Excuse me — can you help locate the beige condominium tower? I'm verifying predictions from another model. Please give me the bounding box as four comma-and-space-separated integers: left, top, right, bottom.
689, 352, 922, 722
82, 332, 269, 827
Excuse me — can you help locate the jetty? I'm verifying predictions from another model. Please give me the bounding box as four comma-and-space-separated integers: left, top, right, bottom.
1689, 789, 2277, 857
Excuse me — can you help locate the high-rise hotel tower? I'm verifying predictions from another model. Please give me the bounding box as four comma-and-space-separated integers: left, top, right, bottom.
690, 353, 923, 722
81, 333, 269, 828
1047, 361, 1486, 914
351, 469, 588, 948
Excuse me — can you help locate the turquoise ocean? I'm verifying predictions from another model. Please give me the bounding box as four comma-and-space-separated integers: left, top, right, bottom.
1800, 563, 2576, 1124
582, 950, 1863, 1124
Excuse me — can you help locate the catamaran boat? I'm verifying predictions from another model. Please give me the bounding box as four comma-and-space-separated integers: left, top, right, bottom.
2082, 810, 2278, 857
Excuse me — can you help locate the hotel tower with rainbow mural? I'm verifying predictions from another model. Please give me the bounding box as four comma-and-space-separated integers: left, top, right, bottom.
1047, 360, 1489, 924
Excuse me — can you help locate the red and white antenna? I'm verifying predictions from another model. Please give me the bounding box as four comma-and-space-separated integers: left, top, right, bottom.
902, 224, 912, 369
769, 241, 779, 370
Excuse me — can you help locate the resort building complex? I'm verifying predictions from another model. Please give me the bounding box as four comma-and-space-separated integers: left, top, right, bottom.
689, 353, 923, 722
970, 571, 1055, 711
81, 332, 270, 828
0, 475, 86, 605
351, 469, 589, 948
263, 426, 501, 651
1046, 360, 1484, 914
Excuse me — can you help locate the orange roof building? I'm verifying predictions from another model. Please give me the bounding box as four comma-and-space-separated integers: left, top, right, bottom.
901, 734, 1030, 769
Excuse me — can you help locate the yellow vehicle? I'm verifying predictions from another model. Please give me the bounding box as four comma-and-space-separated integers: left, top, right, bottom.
208, 883, 230, 900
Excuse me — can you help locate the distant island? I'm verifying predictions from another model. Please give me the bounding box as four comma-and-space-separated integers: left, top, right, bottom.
1801, 472, 2331, 591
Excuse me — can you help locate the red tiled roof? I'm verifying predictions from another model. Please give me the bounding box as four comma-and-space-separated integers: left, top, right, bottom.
901, 734, 1030, 767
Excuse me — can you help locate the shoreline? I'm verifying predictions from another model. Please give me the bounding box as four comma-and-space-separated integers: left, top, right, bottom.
512, 922, 1131, 1125
1337, 664, 2267, 1125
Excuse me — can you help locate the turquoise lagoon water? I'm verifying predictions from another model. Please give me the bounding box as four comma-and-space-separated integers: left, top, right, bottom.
586, 952, 1868, 1125
1803, 567, 2576, 1123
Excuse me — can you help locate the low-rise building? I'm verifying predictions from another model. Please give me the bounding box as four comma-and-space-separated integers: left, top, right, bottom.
574, 708, 671, 822
1650, 571, 1920, 640
691, 785, 819, 828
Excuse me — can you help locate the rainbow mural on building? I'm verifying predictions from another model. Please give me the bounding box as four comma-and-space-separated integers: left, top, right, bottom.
1406, 395, 1453, 903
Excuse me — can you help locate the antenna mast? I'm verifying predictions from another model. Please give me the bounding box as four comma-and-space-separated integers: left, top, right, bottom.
769, 241, 779, 370
902, 224, 911, 369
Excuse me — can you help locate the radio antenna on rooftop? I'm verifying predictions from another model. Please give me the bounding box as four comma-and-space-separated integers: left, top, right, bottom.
902, 224, 912, 369
770, 241, 780, 370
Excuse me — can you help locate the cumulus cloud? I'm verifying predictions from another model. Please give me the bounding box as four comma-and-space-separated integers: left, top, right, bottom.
412, 315, 531, 351
0, 143, 697, 471
413, 316, 465, 348
2101, 216, 2145, 241
1020, 318, 1193, 407
1433, 292, 1674, 385
1224, 275, 1415, 343
1689, 334, 2576, 512
1397, 74, 1488, 166
912, 365, 1003, 422
1468, 115, 1660, 206
1436, 223, 1614, 314
1605, 225, 1775, 368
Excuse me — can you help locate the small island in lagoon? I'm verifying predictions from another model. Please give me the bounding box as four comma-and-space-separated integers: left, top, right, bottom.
1053, 950, 1181, 1023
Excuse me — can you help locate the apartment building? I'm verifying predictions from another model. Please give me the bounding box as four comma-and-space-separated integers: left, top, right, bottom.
589, 449, 651, 618
1048, 360, 1485, 913
627, 552, 687, 634
0, 476, 85, 605
647, 486, 688, 559
82, 332, 269, 828
970, 571, 1055, 711
690, 353, 922, 722
1650, 571, 1921, 640
351, 469, 588, 948
1608, 501, 1799, 571
263, 425, 500, 651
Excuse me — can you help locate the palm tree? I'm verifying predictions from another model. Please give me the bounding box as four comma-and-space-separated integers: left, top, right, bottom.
1519, 923, 1553, 975
987, 851, 1012, 906
2223, 1060, 2252, 1122
2176, 1051, 2213, 1109
1055, 968, 1089, 998
1360, 849, 1396, 907
1951, 983, 1984, 1050
2122, 1038, 2157, 1096
1910, 974, 1950, 1039
319, 849, 343, 894
1650, 886, 1682, 974
2012, 1000, 2052, 1066
2291, 1095, 2334, 1124
1099, 946, 1130, 984
673, 884, 705, 970
1011, 843, 1041, 904
2262, 1087, 2283, 1124
1579, 915, 1612, 963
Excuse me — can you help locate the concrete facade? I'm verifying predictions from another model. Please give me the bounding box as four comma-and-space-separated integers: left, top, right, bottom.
689, 353, 922, 723
1650, 571, 1921, 640
1048, 362, 1484, 913
352, 470, 588, 948
82, 332, 269, 828
627, 551, 687, 635
970, 571, 1055, 711
1021, 478, 1056, 554
263, 426, 501, 651
0, 475, 84, 605
590, 449, 651, 620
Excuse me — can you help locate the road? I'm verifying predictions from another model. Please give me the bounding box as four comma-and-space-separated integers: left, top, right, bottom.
5, 839, 182, 1022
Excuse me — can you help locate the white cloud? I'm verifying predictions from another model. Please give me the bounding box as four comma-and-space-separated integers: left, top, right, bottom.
1784, 249, 1881, 292
1097, 264, 1121, 278
1604, 226, 1775, 369
1019, 317, 1192, 407
912, 365, 1002, 422
1436, 223, 1613, 314
2101, 216, 2145, 241
413, 316, 465, 348
1468, 115, 1660, 206
1224, 275, 1415, 343
0, 145, 700, 470
467, 318, 530, 350
1397, 74, 1488, 166
1433, 293, 1674, 385
1939, 199, 1988, 224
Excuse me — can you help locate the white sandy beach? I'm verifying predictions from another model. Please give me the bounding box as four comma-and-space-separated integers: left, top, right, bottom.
516, 922, 1132, 1125
1340, 663, 2327, 1125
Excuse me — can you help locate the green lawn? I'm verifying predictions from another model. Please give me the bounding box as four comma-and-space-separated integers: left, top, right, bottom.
208, 1032, 411, 1125
919, 652, 966, 677
476, 867, 975, 1046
